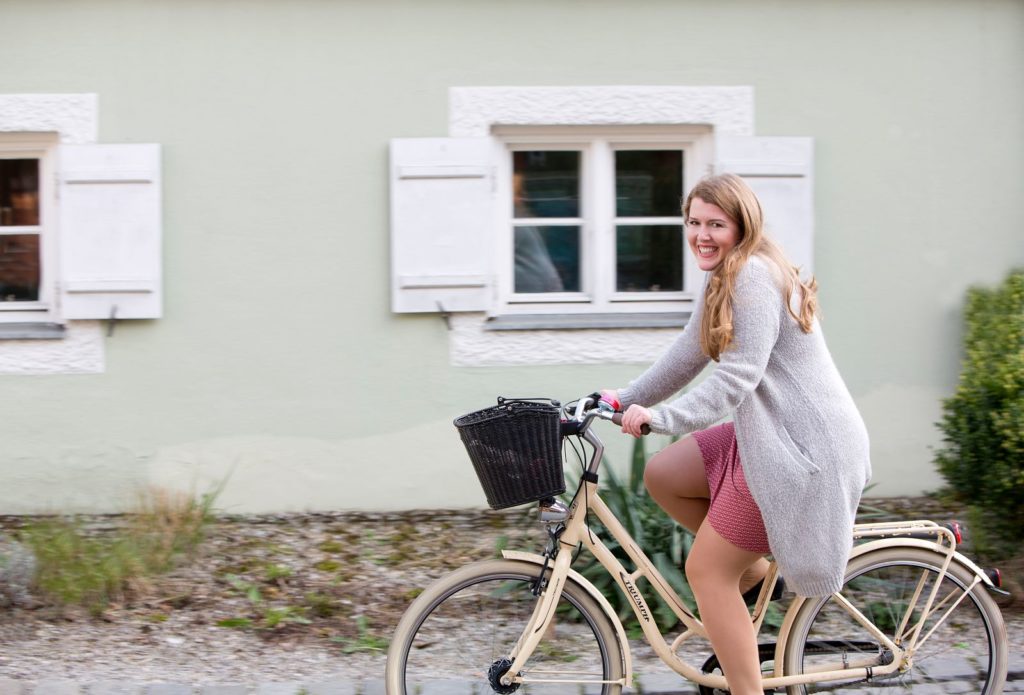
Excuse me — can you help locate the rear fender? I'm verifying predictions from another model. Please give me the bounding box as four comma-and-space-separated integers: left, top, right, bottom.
849, 538, 997, 588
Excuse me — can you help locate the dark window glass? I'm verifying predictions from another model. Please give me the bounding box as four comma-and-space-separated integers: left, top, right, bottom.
0, 234, 40, 301
615, 150, 683, 217
0, 159, 40, 227
513, 151, 580, 218
615, 225, 683, 292
514, 225, 580, 293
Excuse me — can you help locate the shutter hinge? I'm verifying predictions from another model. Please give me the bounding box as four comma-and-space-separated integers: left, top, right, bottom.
436, 301, 452, 331
107, 304, 119, 337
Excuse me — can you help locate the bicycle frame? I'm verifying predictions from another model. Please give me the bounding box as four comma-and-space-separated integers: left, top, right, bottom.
498, 408, 989, 692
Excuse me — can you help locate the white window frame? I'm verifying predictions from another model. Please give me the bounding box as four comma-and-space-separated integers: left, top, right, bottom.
0, 132, 59, 324
494, 125, 712, 315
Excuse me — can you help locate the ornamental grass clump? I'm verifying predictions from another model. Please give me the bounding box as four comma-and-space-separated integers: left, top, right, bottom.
20, 485, 218, 616
934, 269, 1024, 558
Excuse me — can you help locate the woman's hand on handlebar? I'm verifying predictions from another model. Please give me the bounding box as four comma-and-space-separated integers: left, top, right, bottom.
620, 404, 653, 438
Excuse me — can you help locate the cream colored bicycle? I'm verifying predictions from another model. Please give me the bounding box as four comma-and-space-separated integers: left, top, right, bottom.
385, 395, 1008, 694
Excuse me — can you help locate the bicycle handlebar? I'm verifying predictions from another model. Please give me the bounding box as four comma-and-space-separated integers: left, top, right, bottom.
569, 394, 651, 436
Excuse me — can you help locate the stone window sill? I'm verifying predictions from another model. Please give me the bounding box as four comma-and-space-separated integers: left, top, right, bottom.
0, 322, 66, 340
483, 312, 692, 331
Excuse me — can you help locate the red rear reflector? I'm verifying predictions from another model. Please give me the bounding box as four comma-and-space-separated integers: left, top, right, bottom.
944, 521, 963, 544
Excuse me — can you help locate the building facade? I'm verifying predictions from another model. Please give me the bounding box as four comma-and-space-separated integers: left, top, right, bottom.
1, 0, 1022, 513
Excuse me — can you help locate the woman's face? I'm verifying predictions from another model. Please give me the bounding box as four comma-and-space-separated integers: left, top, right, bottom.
686, 196, 741, 271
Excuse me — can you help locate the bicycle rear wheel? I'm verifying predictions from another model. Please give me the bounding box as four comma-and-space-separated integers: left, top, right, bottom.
385, 558, 625, 695
782, 546, 1007, 694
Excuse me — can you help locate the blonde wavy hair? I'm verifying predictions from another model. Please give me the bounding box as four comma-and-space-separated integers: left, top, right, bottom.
684, 173, 818, 361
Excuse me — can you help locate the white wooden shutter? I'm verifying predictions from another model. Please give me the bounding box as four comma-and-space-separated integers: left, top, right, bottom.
715, 136, 814, 274
58, 143, 162, 319
390, 137, 494, 313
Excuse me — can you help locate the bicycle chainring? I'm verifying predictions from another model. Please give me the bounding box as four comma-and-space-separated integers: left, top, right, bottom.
487, 658, 521, 694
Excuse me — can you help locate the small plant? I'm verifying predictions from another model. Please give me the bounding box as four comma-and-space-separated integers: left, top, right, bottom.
218, 574, 312, 630
21, 485, 218, 615
934, 269, 1024, 557
264, 564, 293, 582
333, 615, 389, 654
303, 591, 341, 618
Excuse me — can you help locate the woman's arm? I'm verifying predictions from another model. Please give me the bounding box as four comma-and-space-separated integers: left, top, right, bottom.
646, 260, 784, 435
616, 283, 711, 409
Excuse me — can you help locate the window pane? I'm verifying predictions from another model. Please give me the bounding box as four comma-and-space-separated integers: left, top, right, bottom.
0, 159, 40, 226
514, 225, 580, 293
0, 234, 40, 301
616, 225, 683, 292
615, 150, 683, 217
513, 151, 580, 218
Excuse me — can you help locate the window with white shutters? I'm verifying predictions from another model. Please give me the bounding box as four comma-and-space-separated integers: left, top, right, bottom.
0, 132, 162, 329
390, 126, 813, 322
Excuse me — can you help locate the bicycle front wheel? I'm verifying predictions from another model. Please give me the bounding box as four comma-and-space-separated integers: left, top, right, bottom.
782, 546, 1007, 694
385, 558, 625, 695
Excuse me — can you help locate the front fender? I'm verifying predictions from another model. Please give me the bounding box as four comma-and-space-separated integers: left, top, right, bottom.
502, 549, 633, 685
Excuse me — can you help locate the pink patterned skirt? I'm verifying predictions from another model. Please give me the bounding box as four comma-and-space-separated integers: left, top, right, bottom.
692, 422, 771, 554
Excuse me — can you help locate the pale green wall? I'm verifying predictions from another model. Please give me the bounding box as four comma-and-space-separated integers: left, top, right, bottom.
0, 0, 1021, 512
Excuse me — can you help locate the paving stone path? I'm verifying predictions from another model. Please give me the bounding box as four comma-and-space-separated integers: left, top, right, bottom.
0, 648, 1021, 695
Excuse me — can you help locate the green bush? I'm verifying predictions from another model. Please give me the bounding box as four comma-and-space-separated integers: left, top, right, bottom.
934, 269, 1024, 556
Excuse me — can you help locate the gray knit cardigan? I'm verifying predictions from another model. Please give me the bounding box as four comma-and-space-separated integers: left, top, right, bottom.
617, 255, 871, 597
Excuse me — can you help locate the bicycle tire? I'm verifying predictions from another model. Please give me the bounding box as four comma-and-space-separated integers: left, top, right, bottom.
385, 558, 625, 695
782, 546, 1007, 694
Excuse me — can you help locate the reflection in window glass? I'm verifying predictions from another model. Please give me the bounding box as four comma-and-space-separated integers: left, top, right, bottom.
615, 151, 683, 218
513, 151, 580, 218
515, 225, 580, 293
0, 159, 40, 227
616, 225, 682, 292
0, 234, 40, 301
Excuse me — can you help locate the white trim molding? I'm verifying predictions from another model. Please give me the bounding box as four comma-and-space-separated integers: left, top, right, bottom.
0, 93, 105, 374
446, 85, 754, 367
0, 93, 98, 144
450, 86, 754, 138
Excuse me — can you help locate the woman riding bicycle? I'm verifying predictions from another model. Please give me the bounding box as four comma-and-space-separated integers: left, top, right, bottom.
603, 173, 871, 695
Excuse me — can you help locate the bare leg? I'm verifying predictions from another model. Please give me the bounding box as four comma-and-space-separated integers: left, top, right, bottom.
643, 437, 770, 591
686, 522, 766, 695
643, 436, 711, 533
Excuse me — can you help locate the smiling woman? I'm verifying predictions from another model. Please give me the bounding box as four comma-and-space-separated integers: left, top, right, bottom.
686, 196, 740, 272
605, 172, 869, 695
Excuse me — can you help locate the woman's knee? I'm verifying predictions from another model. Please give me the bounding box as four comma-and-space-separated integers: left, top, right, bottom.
642, 450, 673, 497
643, 437, 708, 499
684, 544, 715, 592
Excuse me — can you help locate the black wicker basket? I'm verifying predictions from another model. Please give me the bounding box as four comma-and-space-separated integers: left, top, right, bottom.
453, 397, 565, 510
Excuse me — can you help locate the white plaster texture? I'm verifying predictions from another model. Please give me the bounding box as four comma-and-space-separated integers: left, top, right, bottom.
146, 421, 482, 513
449, 313, 680, 367
0, 321, 105, 374
446, 85, 756, 367
449, 85, 754, 137
0, 94, 98, 144
0, 94, 105, 374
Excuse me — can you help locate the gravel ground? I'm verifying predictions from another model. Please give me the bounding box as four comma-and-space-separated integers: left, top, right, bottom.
0, 500, 1019, 686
